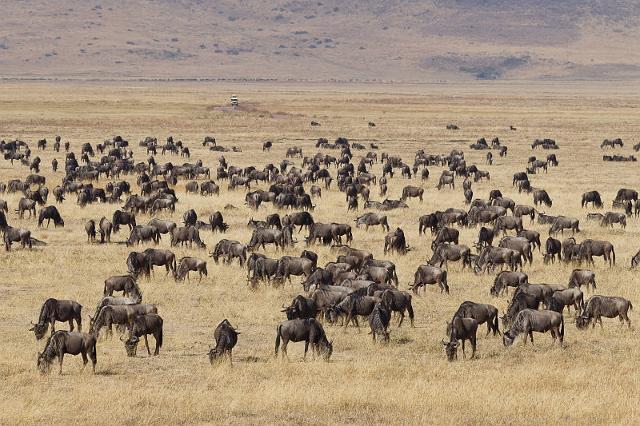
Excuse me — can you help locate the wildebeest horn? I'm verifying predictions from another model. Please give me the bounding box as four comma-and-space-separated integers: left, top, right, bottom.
441, 339, 447, 346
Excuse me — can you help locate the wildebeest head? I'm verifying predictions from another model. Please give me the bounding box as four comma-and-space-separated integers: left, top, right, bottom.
29, 321, 48, 340
123, 335, 139, 357
575, 315, 591, 330
318, 338, 333, 361
36, 351, 52, 374
502, 330, 515, 346
441, 339, 459, 361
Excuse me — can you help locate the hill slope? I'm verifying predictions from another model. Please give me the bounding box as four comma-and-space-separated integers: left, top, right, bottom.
0, 0, 639, 81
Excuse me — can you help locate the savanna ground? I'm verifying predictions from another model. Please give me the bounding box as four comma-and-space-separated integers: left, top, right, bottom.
0, 81, 639, 425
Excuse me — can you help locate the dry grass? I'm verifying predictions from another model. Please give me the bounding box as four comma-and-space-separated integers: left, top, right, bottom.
0, 81, 639, 425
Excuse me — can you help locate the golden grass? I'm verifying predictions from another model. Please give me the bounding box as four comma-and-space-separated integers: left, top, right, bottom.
0, 81, 639, 425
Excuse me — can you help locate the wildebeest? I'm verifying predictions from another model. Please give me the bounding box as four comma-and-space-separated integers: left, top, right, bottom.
282, 295, 320, 320
614, 188, 638, 203
248, 227, 285, 251
103, 275, 140, 298
400, 185, 424, 202
549, 216, 580, 236
37, 331, 97, 374
368, 302, 391, 342
127, 251, 151, 279
384, 227, 408, 254
112, 210, 136, 232
144, 248, 176, 275
85, 219, 96, 242
3, 225, 34, 251
355, 212, 390, 231
533, 189, 552, 207
411, 264, 448, 294
282, 211, 314, 232
581, 191, 603, 208
99, 217, 113, 243
490, 271, 529, 296
493, 216, 523, 235
326, 293, 379, 328
577, 239, 615, 267
37, 206, 64, 227
379, 289, 414, 327
514, 205, 536, 223
431, 227, 459, 250
171, 225, 206, 248
123, 314, 164, 356
30, 298, 83, 339
568, 269, 596, 291
549, 288, 584, 314
89, 303, 156, 336
576, 296, 632, 329
126, 225, 161, 246
474, 246, 519, 273
543, 237, 562, 264
503, 309, 564, 347
16, 197, 37, 218
211, 239, 248, 266
601, 138, 623, 149
174, 257, 208, 282
209, 319, 239, 364
600, 212, 626, 228
443, 316, 478, 361
429, 243, 471, 270
274, 318, 333, 360
277, 255, 315, 283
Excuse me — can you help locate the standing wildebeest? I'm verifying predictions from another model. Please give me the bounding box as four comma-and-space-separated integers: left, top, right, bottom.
112, 210, 136, 232
568, 269, 596, 291
418, 213, 439, 235
326, 293, 379, 328
450, 301, 500, 337
123, 314, 163, 356
126, 225, 161, 246
274, 318, 333, 360
437, 174, 455, 190
518, 229, 541, 252
533, 189, 552, 207
384, 227, 408, 254
411, 264, 449, 294
601, 138, 623, 149
103, 275, 140, 298
503, 309, 564, 347
277, 256, 315, 282
17, 197, 37, 218
368, 302, 391, 342
183, 209, 197, 226
355, 212, 390, 231
174, 257, 208, 281
30, 298, 82, 339
543, 236, 562, 264
127, 251, 151, 278
549, 216, 580, 235
549, 288, 584, 314
282, 295, 320, 320
248, 227, 285, 251
282, 211, 314, 233
209, 211, 229, 233
490, 271, 529, 296
171, 226, 206, 248
3, 226, 33, 251
578, 239, 615, 267
37, 206, 64, 227
401, 185, 424, 202
209, 319, 239, 364
431, 227, 459, 250
377, 289, 414, 327
148, 218, 177, 236
85, 219, 96, 242
474, 246, 519, 273
443, 316, 478, 361
37, 331, 97, 374
144, 248, 176, 275
98, 217, 112, 243
429, 243, 471, 270
514, 205, 536, 223
600, 212, 626, 228
493, 216, 523, 235
581, 191, 603, 208
576, 296, 632, 329
211, 239, 248, 266
614, 188, 638, 203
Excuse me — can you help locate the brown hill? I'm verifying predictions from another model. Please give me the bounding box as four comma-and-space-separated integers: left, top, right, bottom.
0, 0, 638, 81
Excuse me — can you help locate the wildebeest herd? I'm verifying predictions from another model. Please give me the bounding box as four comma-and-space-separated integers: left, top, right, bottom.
0, 130, 635, 374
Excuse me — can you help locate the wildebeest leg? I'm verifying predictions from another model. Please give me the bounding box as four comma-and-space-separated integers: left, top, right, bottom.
398, 309, 405, 327
144, 335, 151, 355
303, 340, 309, 360
81, 350, 88, 370
69, 319, 74, 332
461, 339, 466, 358
58, 353, 64, 374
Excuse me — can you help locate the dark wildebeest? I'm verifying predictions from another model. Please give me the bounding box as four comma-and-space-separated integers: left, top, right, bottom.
3, 226, 33, 251
126, 225, 161, 246
401, 185, 424, 202
37, 206, 64, 227
568, 269, 596, 291
600, 212, 626, 228
502, 309, 564, 347
174, 257, 208, 282
355, 212, 390, 231
127, 251, 151, 279
429, 243, 471, 270
277, 256, 315, 283
474, 246, 519, 273
499, 236, 533, 266
431, 227, 459, 250
209, 211, 229, 233
103, 275, 139, 298
37, 331, 97, 374
209, 319, 239, 364
384, 228, 408, 255
632, 249, 640, 269
368, 302, 391, 342
518, 229, 541, 252
30, 298, 83, 340
451, 301, 500, 337
490, 271, 529, 296
148, 218, 177, 236
437, 174, 455, 190
601, 138, 623, 149
514, 205, 536, 223
549, 216, 580, 236
282, 295, 320, 320
533, 189, 552, 207
581, 191, 603, 208
88, 303, 155, 336
85, 219, 97, 243
614, 188, 638, 203
248, 227, 285, 251
418, 213, 439, 235
411, 264, 448, 294
577, 239, 615, 267
274, 318, 333, 360
326, 293, 379, 328
211, 239, 248, 266
379, 289, 414, 327
442, 316, 478, 361
476, 226, 496, 250
123, 314, 164, 356
576, 296, 632, 329
282, 211, 315, 233
17, 197, 37, 218
183, 209, 197, 226
543, 237, 562, 264
171, 226, 206, 248
548, 288, 584, 314
112, 210, 136, 232
144, 248, 176, 275
493, 216, 523, 235
99, 217, 113, 243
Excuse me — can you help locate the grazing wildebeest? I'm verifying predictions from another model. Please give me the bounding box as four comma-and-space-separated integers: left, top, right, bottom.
411, 264, 449, 294
144, 248, 176, 275
3, 225, 34, 251
518, 229, 541, 252
614, 188, 638, 203
282, 295, 320, 320
171, 226, 206, 248
437, 174, 455, 190
274, 318, 333, 360
581, 191, 603, 208
123, 314, 163, 356
85, 219, 96, 242
577, 239, 615, 267
474, 246, 519, 273
443, 316, 478, 361
30, 298, 82, 340
209, 211, 229, 233
355, 212, 390, 231
112, 210, 136, 232
493, 216, 523, 235
183, 208, 197, 226
209, 319, 239, 364
380, 289, 414, 327
533, 189, 552, 207
502, 309, 564, 347
476, 226, 496, 250
514, 205, 536, 223
37, 331, 97, 374
431, 227, 459, 250
568, 269, 596, 291
368, 302, 391, 342
576, 296, 632, 329
126, 225, 161, 246
37, 206, 64, 228
549, 288, 584, 314
103, 275, 139, 298
384, 227, 408, 254
326, 293, 379, 328
549, 216, 580, 235
601, 138, 623, 149
282, 211, 315, 233
174, 257, 208, 282
490, 271, 528, 296
498, 237, 532, 265
429, 243, 471, 270
401, 185, 424, 202
211, 239, 247, 266
89, 304, 156, 337
148, 218, 177, 236
127, 251, 151, 279
537, 212, 557, 225
543, 236, 562, 264
277, 256, 315, 283
600, 212, 626, 228
16, 197, 36, 218
248, 227, 285, 251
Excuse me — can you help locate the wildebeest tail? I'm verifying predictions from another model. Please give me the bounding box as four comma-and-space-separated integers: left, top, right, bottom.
157, 324, 163, 349
492, 312, 501, 336
612, 246, 616, 265
442, 270, 449, 292
559, 314, 564, 340
406, 299, 415, 323
274, 325, 282, 356
629, 301, 634, 311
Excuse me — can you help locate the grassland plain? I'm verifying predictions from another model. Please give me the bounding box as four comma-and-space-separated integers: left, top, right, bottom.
0, 81, 638, 425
